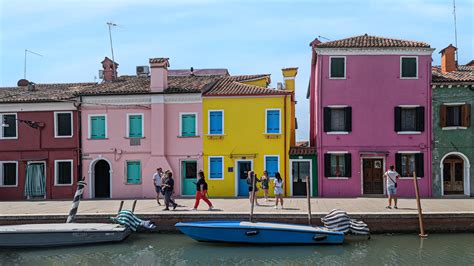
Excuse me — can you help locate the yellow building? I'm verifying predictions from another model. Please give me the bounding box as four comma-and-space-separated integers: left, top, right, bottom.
202, 69, 297, 197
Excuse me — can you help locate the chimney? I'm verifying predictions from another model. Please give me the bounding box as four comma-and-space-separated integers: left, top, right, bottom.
440, 44, 457, 73
101, 57, 119, 82
281, 67, 298, 92
149, 58, 170, 93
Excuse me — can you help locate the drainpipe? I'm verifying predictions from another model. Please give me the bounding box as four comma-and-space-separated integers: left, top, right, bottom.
75, 97, 83, 183
317, 54, 323, 197
284, 94, 288, 197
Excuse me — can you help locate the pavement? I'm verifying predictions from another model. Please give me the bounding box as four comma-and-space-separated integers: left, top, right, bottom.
1, 197, 473, 215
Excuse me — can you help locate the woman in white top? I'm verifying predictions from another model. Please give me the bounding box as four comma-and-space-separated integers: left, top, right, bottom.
273, 172, 284, 209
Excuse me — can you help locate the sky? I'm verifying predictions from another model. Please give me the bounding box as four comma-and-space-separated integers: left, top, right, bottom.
0, 0, 473, 140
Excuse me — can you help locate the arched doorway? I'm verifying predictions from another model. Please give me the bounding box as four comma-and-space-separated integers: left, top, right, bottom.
94, 160, 111, 198
442, 154, 468, 195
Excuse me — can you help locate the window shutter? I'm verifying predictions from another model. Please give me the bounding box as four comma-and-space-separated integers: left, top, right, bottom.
210, 111, 223, 134
324, 153, 331, 177
265, 157, 278, 177
324, 107, 331, 132
395, 153, 402, 173
416, 106, 425, 132
415, 153, 424, 177
182, 115, 196, 136
127, 162, 141, 184
345, 107, 352, 132
439, 105, 447, 127
344, 153, 352, 177
210, 158, 222, 179
394, 107, 401, 132
91, 116, 106, 139
129, 115, 142, 138
461, 104, 471, 127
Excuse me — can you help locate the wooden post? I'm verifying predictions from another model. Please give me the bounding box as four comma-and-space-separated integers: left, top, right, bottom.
249, 173, 256, 223
413, 171, 428, 238
132, 200, 137, 213
306, 176, 312, 226
118, 200, 124, 213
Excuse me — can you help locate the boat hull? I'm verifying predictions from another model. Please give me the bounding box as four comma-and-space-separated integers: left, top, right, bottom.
176, 221, 344, 244
0, 223, 131, 248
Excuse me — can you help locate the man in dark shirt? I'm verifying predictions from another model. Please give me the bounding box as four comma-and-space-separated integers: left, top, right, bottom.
162, 171, 178, 211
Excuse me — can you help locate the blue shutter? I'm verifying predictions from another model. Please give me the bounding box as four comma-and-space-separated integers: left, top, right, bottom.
210, 157, 223, 179
266, 110, 280, 133
265, 156, 278, 177
209, 111, 223, 134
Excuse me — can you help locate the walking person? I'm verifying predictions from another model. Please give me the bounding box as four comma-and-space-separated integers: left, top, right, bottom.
273, 172, 284, 209
162, 171, 178, 211
260, 171, 270, 201
192, 170, 214, 211
152, 168, 164, 206
247, 171, 260, 206
384, 165, 400, 209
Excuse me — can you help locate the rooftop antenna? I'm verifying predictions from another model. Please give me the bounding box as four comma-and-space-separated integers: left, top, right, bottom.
24, 49, 43, 79
452, 0, 459, 64
107, 22, 118, 80
318, 35, 330, 41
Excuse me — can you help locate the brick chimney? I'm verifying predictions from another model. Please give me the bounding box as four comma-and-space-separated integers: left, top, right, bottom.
440, 44, 457, 73
149, 58, 169, 93
101, 57, 118, 82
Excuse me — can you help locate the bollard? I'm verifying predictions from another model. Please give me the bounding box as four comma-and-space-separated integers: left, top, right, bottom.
118, 200, 124, 213
66, 180, 87, 223
413, 171, 428, 238
306, 176, 312, 226
249, 173, 256, 223
132, 200, 137, 213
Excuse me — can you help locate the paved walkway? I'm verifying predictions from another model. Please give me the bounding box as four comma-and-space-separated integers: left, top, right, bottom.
0, 197, 473, 215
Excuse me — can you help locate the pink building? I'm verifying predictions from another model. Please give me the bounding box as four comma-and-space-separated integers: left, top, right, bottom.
80, 57, 223, 199
309, 35, 434, 197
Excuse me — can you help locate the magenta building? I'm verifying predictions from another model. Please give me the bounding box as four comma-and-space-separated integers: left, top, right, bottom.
309, 34, 434, 197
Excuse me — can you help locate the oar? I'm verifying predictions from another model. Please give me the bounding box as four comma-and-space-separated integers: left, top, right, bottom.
413, 171, 427, 238
249, 174, 256, 223
306, 176, 312, 226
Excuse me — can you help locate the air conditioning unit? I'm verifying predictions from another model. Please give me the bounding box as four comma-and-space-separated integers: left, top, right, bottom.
98, 70, 104, 79
136, 66, 150, 76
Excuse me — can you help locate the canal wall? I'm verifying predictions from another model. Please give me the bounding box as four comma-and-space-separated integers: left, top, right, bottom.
1, 212, 473, 233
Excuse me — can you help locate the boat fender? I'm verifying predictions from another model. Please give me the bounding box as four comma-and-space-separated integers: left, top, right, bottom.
245, 230, 259, 236
313, 235, 327, 241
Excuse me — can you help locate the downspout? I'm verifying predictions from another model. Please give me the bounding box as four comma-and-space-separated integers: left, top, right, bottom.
427, 59, 432, 197
75, 97, 83, 183
317, 53, 323, 197
284, 94, 287, 197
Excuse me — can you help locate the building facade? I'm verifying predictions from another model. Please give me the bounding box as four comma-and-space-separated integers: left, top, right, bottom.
431, 45, 473, 197
309, 34, 434, 197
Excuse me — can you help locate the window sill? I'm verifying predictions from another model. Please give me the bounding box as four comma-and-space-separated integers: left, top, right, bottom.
400, 77, 418, 80
55, 135, 73, 138
327, 177, 350, 180
0, 185, 18, 187
178, 135, 200, 138
88, 138, 109, 140
208, 178, 224, 180
125, 137, 145, 139
125, 183, 142, 185
326, 131, 349, 135
0, 137, 18, 140
263, 133, 281, 139
442, 127, 467, 130
54, 183, 73, 186
329, 77, 346, 80
397, 131, 421, 135
206, 134, 225, 140
399, 177, 422, 179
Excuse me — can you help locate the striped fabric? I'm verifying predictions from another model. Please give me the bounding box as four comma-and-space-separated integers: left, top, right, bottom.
111, 210, 156, 231
24, 163, 46, 198
322, 209, 370, 235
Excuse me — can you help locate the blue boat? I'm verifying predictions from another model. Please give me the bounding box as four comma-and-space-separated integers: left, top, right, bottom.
175, 221, 345, 244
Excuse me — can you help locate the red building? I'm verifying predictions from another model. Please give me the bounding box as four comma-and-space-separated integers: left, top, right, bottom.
0, 81, 94, 200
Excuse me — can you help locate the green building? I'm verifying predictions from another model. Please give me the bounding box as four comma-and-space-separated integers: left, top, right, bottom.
289, 145, 317, 197
431, 45, 473, 197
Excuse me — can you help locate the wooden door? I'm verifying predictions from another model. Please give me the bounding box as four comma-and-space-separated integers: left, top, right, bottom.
363, 159, 384, 194
443, 156, 464, 194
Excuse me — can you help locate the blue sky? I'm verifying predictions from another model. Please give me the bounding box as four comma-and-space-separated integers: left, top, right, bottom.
1, 0, 473, 140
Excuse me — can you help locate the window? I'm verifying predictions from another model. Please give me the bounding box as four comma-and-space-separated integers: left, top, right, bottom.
183, 161, 197, 179
89, 115, 106, 139
265, 156, 279, 178
330, 57, 346, 79
209, 111, 223, 135
1, 113, 17, 139
0, 162, 17, 186
55, 160, 73, 185
396, 153, 424, 177
266, 109, 281, 134
440, 104, 471, 128
127, 114, 143, 138
401, 56, 418, 78
324, 153, 351, 178
180, 113, 197, 137
395, 106, 424, 132
55, 112, 73, 138
324, 107, 352, 133
126, 161, 141, 184
209, 157, 223, 179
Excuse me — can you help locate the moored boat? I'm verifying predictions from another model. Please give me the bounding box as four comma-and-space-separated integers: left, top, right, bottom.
176, 221, 344, 244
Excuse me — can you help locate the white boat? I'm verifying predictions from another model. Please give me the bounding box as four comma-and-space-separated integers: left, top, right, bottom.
0, 223, 131, 248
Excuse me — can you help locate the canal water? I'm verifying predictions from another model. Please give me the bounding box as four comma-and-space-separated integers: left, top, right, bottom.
0, 233, 473, 265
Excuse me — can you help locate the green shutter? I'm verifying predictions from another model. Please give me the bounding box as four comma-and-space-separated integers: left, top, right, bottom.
91, 116, 106, 139
127, 161, 141, 184
129, 115, 142, 138
181, 114, 196, 137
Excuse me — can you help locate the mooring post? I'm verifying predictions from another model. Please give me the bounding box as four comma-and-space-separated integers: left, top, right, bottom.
66, 179, 87, 223
118, 200, 124, 213
132, 199, 137, 213
249, 173, 256, 223
306, 176, 312, 226
413, 171, 428, 238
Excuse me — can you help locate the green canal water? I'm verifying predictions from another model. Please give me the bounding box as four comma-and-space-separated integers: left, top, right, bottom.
0, 233, 473, 265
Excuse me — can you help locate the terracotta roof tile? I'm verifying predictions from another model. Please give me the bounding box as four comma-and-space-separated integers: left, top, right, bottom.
203, 74, 290, 96
289, 146, 317, 156
432, 65, 474, 84
0, 82, 96, 103
316, 34, 430, 48
149, 58, 169, 64
169, 69, 229, 77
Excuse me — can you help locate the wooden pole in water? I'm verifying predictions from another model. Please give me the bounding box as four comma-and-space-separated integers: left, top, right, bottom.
249, 173, 256, 223
306, 176, 312, 226
132, 200, 137, 213
413, 171, 428, 237
118, 200, 124, 213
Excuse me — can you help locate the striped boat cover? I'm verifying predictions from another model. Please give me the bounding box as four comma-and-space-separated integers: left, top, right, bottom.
322, 209, 370, 235
111, 210, 143, 231
24, 163, 46, 197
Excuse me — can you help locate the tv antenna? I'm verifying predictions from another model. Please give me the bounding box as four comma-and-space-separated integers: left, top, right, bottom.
318, 35, 330, 41
24, 49, 43, 79
107, 22, 119, 80
452, 0, 459, 63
